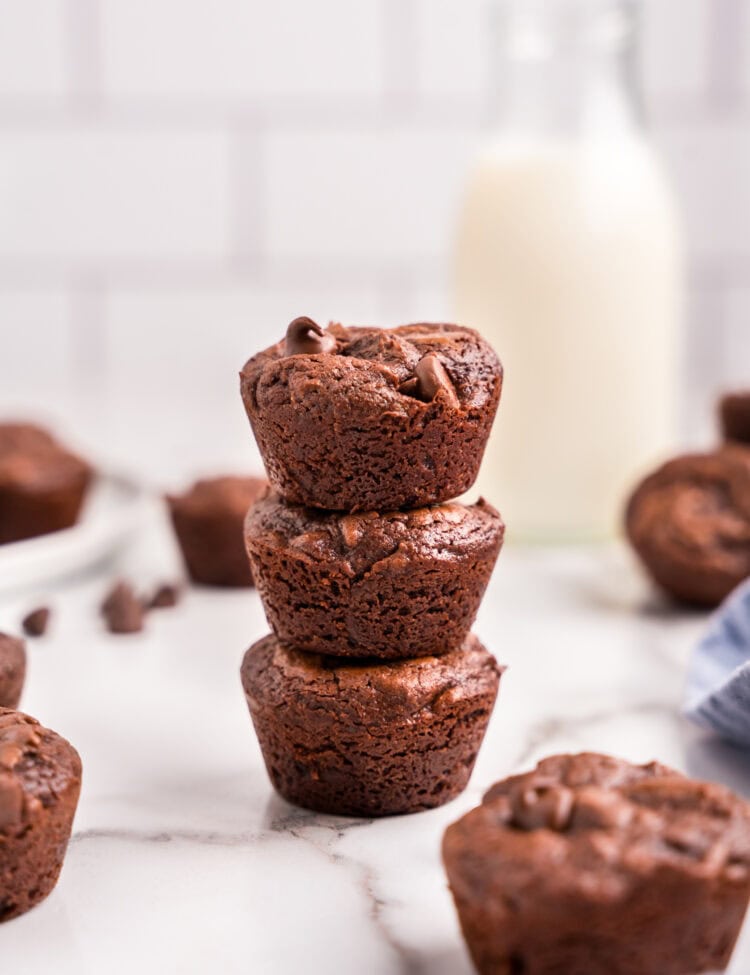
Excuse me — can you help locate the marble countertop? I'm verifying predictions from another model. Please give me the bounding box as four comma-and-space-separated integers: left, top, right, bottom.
1, 510, 749, 975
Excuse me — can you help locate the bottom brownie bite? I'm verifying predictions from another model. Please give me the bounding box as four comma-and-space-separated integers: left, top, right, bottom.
0, 708, 82, 921
167, 475, 267, 587
443, 752, 750, 975
0, 634, 26, 709
241, 633, 502, 817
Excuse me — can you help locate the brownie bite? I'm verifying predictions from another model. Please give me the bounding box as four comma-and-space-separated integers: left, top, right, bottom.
167, 475, 267, 587
241, 632, 502, 817
0, 635, 25, 709
720, 391, 750, 445
0, 423, 92, 545
625, 449, 750, 606
443, 752, 750, 975
240, 320, 503, 512
245, 494, 504, 659
0, 708, 82, 921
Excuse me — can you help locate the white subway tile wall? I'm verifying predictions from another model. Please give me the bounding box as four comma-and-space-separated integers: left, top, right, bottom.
0, 0, 745, 478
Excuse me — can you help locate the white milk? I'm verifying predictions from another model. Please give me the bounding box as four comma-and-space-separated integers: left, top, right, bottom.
455, 135, 683, 541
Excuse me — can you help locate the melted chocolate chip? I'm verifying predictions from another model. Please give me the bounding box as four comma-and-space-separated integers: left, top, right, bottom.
101, 581, 144, 634
285, 317, 338, 356
147, 584, 180, 610
22, 606, 50, 637
511, 782, 574, 831
400, 353, 459, 408
0, 715, 42, 830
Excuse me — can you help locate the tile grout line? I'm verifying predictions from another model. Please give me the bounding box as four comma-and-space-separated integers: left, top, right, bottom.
63, 0, 103, 114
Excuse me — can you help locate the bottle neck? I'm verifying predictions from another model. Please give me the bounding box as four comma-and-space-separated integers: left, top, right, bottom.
490, 0, 642, 141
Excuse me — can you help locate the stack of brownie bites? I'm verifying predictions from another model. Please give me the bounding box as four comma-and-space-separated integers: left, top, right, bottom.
239, 318, 505, 816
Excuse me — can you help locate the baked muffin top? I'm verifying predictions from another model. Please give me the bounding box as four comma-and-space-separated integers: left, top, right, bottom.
0, 708, 82, 835
445, 752, 750, 899
241, 321, 502, 416
0, 422, 91, 492
168, 475, 268, 518
242, 633, 502, 718
245, 494, 504, 575
625, 448, 750, 595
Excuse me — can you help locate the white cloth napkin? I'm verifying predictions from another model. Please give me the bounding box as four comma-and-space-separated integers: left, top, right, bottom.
685, 579, 750, 747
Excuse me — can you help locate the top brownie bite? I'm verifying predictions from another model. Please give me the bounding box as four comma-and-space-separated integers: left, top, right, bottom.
443, 752, 750, 975
0, 423, 92, 544
240, 319, 502, 512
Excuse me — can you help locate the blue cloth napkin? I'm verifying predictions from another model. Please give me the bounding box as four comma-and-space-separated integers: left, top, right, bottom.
685, 579, 750, 747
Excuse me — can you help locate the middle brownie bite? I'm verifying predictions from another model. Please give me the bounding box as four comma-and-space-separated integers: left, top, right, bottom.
244, 494, 504, 659
241, 632, 503, 817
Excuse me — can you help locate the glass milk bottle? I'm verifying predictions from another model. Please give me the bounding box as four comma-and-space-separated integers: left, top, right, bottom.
455, 0, 683, 541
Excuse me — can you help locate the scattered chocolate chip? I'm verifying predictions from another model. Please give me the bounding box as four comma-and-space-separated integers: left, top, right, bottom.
510, 782, 574, 831
146, 584, 180, 610
100, 581, 144, 635
400, 353, 459, 408
285, 317, 338, 356
21, 606, 50, 637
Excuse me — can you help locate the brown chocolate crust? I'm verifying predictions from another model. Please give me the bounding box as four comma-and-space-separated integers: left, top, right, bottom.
167, 475, 268, 587
0, 423, 92, 545
0, 709, 82, 921
443, 752, 750, 975
245, 494, 504, 658
241, 633, 502, 817
721, 391, 750, 445
240, 323, 502, 512
0, 634, 25, 709
625, 448, 750, 606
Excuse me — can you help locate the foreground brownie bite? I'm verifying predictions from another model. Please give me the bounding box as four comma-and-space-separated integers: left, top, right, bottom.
443, 752, 750, 975
0, 635, 25, 709
167, 475, 267, 587
245, 494, 504, 659
240, 320, 502, 512
241, 633, 502, 817
721, 391, 750, 445
0, 708, 82, 921
0, 423, 92, 545
625, 449, 750, 606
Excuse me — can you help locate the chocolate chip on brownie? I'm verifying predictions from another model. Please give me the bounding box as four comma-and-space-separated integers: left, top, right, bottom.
245, 494, 504, 659
443, 752, 750, 975
240, 321, 502, 512
625, 448, 750, 606
0, 708, 82, 921
241, 632, 502, 817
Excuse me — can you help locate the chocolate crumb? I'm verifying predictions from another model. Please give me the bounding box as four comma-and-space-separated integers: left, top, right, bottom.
147, 584, 180, 610
101, 581, 144, 635
21, 607, 50, 638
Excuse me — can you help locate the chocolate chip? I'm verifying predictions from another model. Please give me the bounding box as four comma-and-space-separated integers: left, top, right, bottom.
285, 317, 338, 356
400, 353, 459, 408
510, 783, 574, 831
147, 584, 180, 610
21, 606, 50, 637
101, 581, 144, 635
